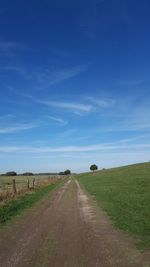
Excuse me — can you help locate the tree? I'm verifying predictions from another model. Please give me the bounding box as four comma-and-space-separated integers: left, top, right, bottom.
5, 171, 17, 176
64, 169, 71, 175
22, 172, 34, 176
90, 164, 98, 172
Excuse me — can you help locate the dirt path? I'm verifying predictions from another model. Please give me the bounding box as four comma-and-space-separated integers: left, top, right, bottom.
0, 178, 149, 267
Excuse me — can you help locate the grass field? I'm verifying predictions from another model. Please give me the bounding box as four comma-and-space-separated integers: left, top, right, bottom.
77, 162, 150, 250
0, 177, 66, 225
0, 175, 58, 190
0, 175, 60, 202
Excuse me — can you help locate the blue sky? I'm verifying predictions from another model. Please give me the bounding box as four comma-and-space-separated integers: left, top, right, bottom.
0, 0, 150, 173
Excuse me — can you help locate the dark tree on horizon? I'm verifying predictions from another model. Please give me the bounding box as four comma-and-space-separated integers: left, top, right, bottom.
90, 164, 98, 172
64, 169, 71, 175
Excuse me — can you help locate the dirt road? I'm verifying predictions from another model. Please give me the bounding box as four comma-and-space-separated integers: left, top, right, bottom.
0, 178, 149, 267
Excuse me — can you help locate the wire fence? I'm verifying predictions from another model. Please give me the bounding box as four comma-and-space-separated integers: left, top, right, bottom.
0, 175, 63, 203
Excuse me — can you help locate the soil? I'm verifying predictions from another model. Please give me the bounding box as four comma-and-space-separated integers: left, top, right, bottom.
0, 178, 149, 267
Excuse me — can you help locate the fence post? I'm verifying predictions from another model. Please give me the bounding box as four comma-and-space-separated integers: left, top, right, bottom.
33, 178, 35, 189
12, 179, 17, 194
27, 179, 30, 190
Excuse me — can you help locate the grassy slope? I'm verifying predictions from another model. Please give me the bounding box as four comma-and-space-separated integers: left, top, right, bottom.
0, 178, 66, 225
77, 162, 150, 249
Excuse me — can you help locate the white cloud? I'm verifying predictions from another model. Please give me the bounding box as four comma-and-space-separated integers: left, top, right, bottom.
48, 116, 68, 126
37, 65, 87, 87
0, 123, 37, 134
0, 140, 150, 153
34, 98, 92, 114
22, 92, 93, 115
86, 96, 115, 108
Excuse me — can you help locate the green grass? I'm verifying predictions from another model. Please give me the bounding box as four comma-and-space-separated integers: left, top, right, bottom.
0, 178, 66, 225
77, 162, 150, 250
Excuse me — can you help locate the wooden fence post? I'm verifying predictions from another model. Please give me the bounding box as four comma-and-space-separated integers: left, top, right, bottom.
33, 178, 35, 189
27, 179, 30, 190
12, 179, 17, 194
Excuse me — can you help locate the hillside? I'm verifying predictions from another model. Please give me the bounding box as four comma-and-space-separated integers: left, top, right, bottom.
77, 162, 150, 249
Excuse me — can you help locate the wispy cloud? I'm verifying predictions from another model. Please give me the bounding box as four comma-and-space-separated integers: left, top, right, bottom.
24, 94, 93, 115
0, 114, 16, 120
21, 93, 116, 116
48, 116, 68, 126
1, 138, 150, 153
0, 65, 25, 75
115, 104, 150, 132
37, 64, 87, 87
0, 123, 37, 134
86, 96, 115, 108
40, 100, 92, 113
0, 41, 22, 57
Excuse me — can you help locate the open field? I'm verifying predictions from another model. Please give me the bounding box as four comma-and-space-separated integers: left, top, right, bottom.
77, 162, 150, 249
0, 175, 62, 203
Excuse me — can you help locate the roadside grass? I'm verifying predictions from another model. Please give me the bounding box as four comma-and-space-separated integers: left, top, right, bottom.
0, 178, 66, 225
77, 162, 150, 250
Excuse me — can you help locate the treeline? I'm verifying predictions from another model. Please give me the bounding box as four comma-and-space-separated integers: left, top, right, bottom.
1, 170, 72, 176
59, 169, 71, 175
0, 171, 34, 176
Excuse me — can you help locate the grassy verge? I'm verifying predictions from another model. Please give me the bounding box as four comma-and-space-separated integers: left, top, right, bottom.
77, 163, 150, 250
0, 178, 66, 225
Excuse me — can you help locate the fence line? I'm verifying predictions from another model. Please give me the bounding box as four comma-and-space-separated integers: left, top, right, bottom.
0, 175, 63, 202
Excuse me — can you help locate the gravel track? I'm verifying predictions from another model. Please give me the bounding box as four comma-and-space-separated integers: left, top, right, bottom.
0, 178, 149, 267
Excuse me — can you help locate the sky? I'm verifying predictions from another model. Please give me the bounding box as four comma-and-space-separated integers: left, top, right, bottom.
0, 0, 150, 173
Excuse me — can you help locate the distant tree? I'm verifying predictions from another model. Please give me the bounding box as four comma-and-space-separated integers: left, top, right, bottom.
5, 171, 17, 176
22, 172, 34, 176
59, 172, 64, 175
64, 169, 71, 175
90, 164, 98, 172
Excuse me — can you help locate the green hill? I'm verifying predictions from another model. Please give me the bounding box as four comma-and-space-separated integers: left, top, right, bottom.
77, 162, 150, 250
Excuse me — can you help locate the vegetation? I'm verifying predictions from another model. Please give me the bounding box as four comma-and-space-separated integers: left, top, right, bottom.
59, 170, 71, 175
22, 172, 34, 176
0, 175, 55, 201
5, 171, 17, 176
77, 162, 150, 249
0, 178, 66, 225
90, 164, 98, 172
64, 169, 71, 175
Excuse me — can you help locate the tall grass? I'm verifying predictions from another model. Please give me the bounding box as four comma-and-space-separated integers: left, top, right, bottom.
0, 175, 59, 202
